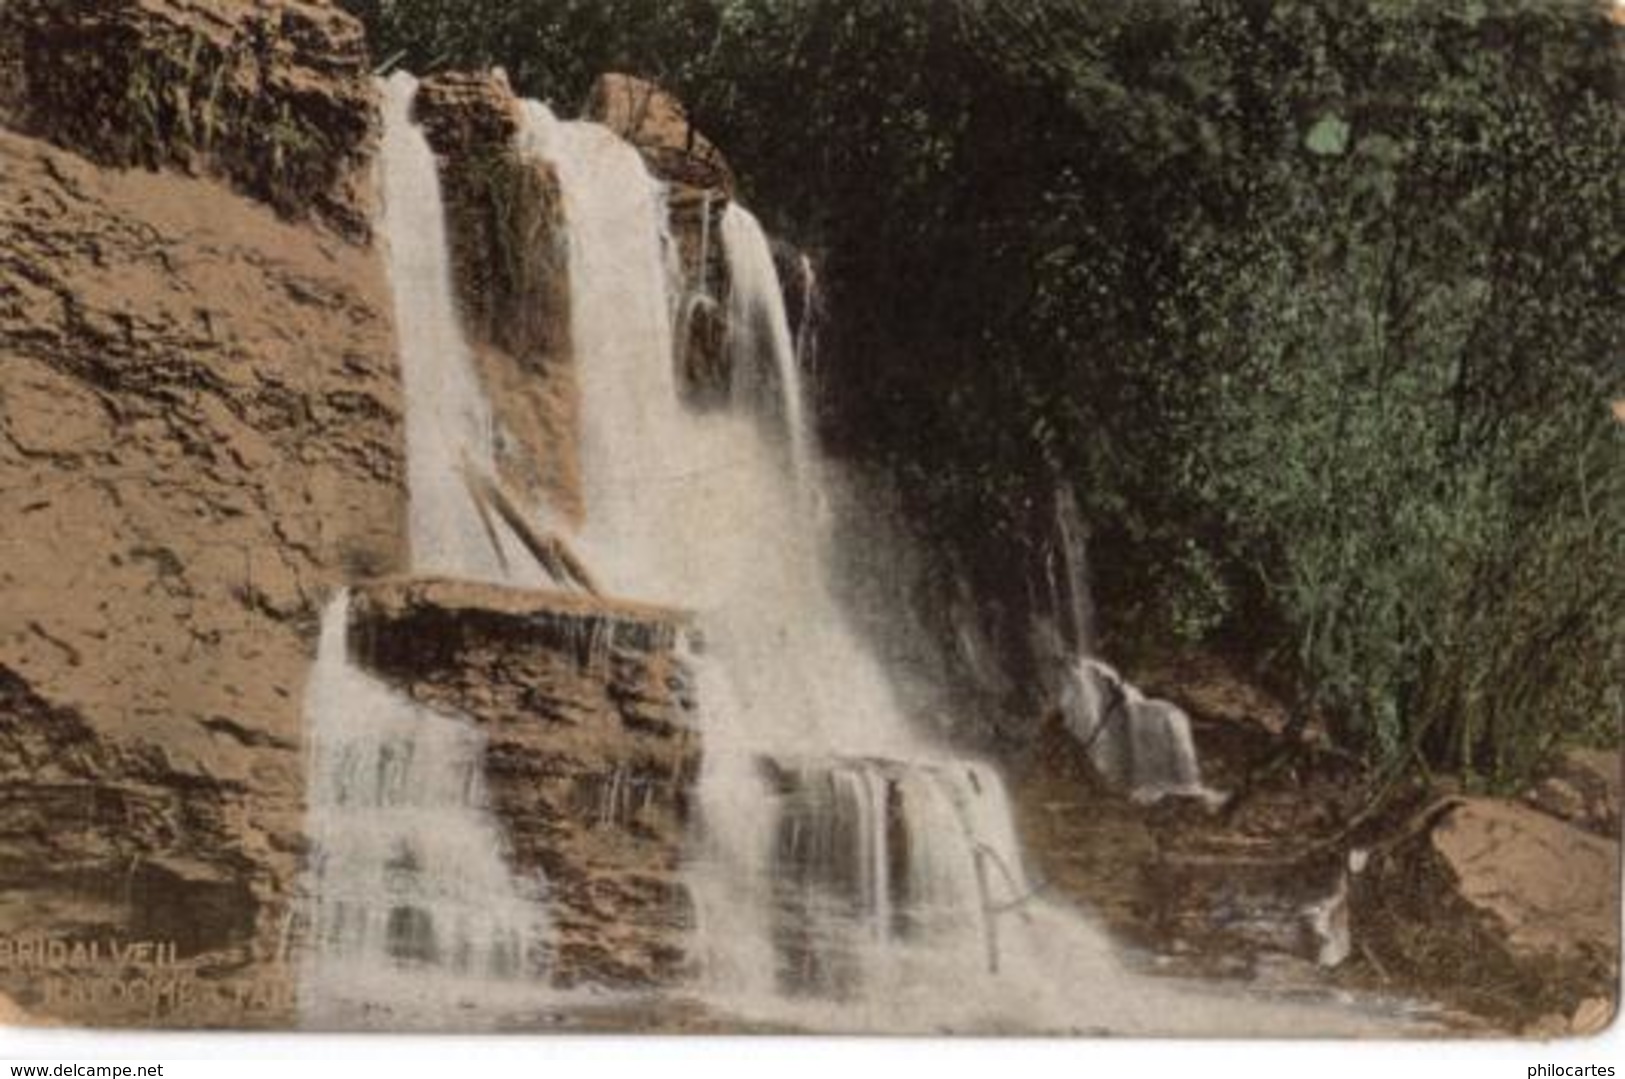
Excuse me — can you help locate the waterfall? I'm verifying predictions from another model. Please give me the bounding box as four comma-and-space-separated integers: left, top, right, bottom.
298, 595, 549, 1026
721, 203, 814, 488
299, 75, 1399, 1034
1059, 657, 1217, 804
297, 74, 556, 1027
508, 102, 1402, 1035
516, 104, 1043, 1019
1042, 487, 1214, 804
378, 72, 543, 587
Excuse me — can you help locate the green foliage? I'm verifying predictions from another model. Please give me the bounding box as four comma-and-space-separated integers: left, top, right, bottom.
346, 0, 1624, 783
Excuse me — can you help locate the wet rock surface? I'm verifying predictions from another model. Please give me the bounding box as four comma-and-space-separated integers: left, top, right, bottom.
347, 578, 700, 988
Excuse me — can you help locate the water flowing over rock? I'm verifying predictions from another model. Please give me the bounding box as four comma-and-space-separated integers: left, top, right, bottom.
294, 74, 563, 1027
413, 71, 582, 527
375, 72, 546, 587
298, 593, 550, 1028
584, 73, 734, 405
346, 578, 698, 989
1, 2, 1447, 1024
1060, 658, 1217, 804
721, 203, 815, 489
519, 92, 1050, 1024
514, 84, 1400, 1035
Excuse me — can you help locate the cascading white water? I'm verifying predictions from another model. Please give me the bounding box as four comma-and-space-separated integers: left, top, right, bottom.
378, 73, 544, 587
297, 74, 555, 1027
517, 104, 1043, 1022
512, 102, 1409, 1034
720, 203, 815, 488
296, 74, 1406, 1034
299, 595, 549, 1026
1060, 657, 1217, 804
1042, 488, 1213, 804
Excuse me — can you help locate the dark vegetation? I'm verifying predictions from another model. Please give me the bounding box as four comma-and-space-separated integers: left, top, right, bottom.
345, 0, 1623, 788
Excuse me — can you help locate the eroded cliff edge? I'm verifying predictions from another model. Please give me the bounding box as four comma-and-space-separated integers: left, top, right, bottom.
0, 0, 402, 1027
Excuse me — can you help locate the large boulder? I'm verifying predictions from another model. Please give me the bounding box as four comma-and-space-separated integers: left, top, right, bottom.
1431, 798, 1618, 968
1355, 796, 1620, 1028
0, 0, 377, 239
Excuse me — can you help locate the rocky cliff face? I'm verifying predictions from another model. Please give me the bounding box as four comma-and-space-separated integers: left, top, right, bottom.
0, 0, 377, 239
0, 0, 402, 1028
1, 3, 752, 1020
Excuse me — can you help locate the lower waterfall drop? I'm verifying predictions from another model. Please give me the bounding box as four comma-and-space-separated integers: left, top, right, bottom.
299, 595, 549, 1027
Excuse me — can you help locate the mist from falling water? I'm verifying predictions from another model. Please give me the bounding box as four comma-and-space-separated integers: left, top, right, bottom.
297, 74, 555, 1028
518, 105, 1402, 1034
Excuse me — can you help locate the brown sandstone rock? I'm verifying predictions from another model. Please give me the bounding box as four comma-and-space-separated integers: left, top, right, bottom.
347, 578, 699, 988
414, 69, 520, 151
0, 0, 377, 239
1355, 795, 1619, 1028
413, 71, 584, 526
0, 124, 405, 1026
1430, 798, 1618, 968
584, 73, 735, 203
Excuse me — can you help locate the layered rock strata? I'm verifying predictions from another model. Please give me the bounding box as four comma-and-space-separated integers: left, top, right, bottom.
0, 111, 405, 1026
347, 578, 700, 988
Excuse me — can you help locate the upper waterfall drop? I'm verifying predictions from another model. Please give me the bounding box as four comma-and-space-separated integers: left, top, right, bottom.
514, 101, 698, 602
378, 72, 542, 587
720, 203, 815, 489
